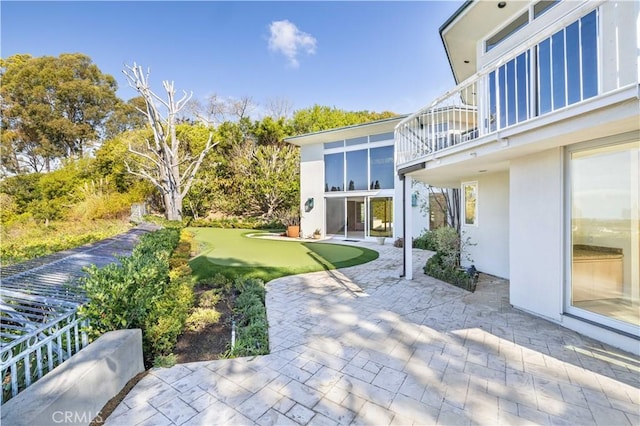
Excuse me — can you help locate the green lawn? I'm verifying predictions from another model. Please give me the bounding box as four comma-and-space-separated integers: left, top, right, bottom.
187, 228, 379, 282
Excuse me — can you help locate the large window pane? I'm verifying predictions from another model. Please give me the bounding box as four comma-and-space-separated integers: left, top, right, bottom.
581, 10, 598, 99
488, 71, 497, 132
551, 30, 566, 109
346, 150, 368, 191
324, 153, 344, 192
538, 39, 552, 114
498, 67, 507, 129
516, 52, 529, 122
369, 197, 393, 237
369, 146, 394, 190
506, 59, 517, 126
326, 197, 345, 235
566, 21, 581, 104
570, 141, 640, 329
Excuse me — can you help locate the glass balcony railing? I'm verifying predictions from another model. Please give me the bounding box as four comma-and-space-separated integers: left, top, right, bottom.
395, 8, 618, 166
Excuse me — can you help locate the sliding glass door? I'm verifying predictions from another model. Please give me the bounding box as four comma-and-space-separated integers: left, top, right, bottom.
568, 140, 639, 335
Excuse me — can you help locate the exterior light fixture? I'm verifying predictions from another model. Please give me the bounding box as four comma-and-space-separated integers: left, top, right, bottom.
305, 197, 314, 212
498, 2, 507, 8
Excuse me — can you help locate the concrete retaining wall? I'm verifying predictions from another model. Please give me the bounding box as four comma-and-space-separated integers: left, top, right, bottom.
1, 329, 144, 426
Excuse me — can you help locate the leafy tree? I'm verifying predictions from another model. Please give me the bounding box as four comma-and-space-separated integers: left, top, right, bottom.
0, 53, 118, 173
290, 105, 396, 134
122, 64, 217, 221
104, 96, 147, 139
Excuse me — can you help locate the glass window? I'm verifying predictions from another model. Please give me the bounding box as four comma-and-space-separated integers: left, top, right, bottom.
324, 141, 344, 149
488, 71, 497, 132
486, 11, 529, 52
326, 197, 345, 235
346, 150, 368, 191
369, 197, 393, 238
581, 10, 598, 100
570, 141, 640, 330
370, 146, 394, 190
369, 132, 394, 143
506, 59, 517, 126
498, 67, 507, 129
538, 38, 552, 114
566, 21, 581, 105
463, 182, 478, 226
516, 52, 529, 122
324, 153, 344, 192
551, 31, 566, 109
534, 0, 559, 19
346, 136, 368, 147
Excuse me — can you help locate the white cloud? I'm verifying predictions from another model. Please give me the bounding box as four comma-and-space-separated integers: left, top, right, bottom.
268, 20, 317, 68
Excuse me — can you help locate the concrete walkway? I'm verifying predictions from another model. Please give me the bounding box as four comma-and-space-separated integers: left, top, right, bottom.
107, 242, 639, 425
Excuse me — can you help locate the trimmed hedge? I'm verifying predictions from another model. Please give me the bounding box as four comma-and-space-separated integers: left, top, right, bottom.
424, 252, 477, 292
79, 228, 195, 365
225, 277, 269, 357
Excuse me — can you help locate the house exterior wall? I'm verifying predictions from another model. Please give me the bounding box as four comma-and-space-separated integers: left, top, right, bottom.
510, 148, 564, 321
461, 171, 510, 279
300, 144, 325, 238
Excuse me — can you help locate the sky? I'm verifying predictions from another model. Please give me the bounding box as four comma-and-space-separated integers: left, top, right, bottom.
1, 1, 464, 116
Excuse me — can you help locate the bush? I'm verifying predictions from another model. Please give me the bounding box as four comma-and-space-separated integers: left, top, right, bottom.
185, 308, 222, 331
79, 227, 195, 365
424, 252, 477, 292
199, 289, 222, 308
225, 277, 269, 358
412, 230, 438, 251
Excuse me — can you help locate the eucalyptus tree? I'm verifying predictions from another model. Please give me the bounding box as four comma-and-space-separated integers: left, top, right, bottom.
0, 53, 118, 174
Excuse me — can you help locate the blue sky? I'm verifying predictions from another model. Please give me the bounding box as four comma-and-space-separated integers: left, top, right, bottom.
1, 1, 463, 116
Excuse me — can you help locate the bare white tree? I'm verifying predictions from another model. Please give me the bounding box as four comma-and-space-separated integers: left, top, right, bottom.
264, 96, 294, 119
122, 63, 217, 221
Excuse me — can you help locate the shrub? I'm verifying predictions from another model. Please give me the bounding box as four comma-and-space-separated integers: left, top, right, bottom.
153, 353, 177, 368
199, 289, 222, 308
412, 230, 438, 251
225, 277, 269, 358
79, 227, 195, 365
424, 252, 477, 292
185, 308, 222, 331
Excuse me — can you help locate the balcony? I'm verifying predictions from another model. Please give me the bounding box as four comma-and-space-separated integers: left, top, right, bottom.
395, 6, 634, 167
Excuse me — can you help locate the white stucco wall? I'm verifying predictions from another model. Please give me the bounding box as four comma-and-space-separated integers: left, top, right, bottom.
460, 171, 510, 278
299, 144, 325, 238
510, 148, 564, 322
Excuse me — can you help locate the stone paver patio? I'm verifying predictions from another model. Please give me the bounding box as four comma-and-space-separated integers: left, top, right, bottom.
107, 242, 639, 425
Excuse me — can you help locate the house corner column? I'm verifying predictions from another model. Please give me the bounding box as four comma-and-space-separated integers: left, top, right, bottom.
404, 175, 413, 280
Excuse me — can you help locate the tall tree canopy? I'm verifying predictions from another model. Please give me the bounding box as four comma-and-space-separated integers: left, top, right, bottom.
290, 105, 397, 134
0, 53, 118, 175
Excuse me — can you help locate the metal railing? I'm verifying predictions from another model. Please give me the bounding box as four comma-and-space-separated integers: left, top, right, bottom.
1, 312, 88, 403
395, 6, 629, 167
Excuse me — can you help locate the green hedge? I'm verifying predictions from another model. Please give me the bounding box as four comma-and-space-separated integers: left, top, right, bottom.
79, 228, 194, 365
424, 252, 477, 292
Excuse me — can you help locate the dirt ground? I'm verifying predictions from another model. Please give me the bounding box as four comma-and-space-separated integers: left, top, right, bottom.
91, 284, 233, 425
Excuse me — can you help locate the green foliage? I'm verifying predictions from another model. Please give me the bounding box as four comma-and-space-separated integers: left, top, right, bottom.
199, 289, 222, 308
0, 219, 130, 266
290, 105, 397, 134
423, 227, 477, 292
185, 308, 221, 331
0, 53, 117, 174
412, 230, 438, 251
226, 277, 269, 358
424, 252, 477, 292
152, 353, 178, 369
79, 227, 195, 365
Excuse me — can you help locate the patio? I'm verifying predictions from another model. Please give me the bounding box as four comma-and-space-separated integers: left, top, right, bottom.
107, 241, 639, 425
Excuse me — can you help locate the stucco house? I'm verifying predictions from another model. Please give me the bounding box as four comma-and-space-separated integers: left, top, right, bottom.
395, 0, 639, 354
285, 116, 432, 243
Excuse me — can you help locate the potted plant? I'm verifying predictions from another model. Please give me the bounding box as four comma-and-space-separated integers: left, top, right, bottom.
313, 228, 321, 239
376, 236, 386, 245
279, 209, 300, 238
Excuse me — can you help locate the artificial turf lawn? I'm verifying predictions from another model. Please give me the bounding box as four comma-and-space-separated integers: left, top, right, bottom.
187, 227, 379, 282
